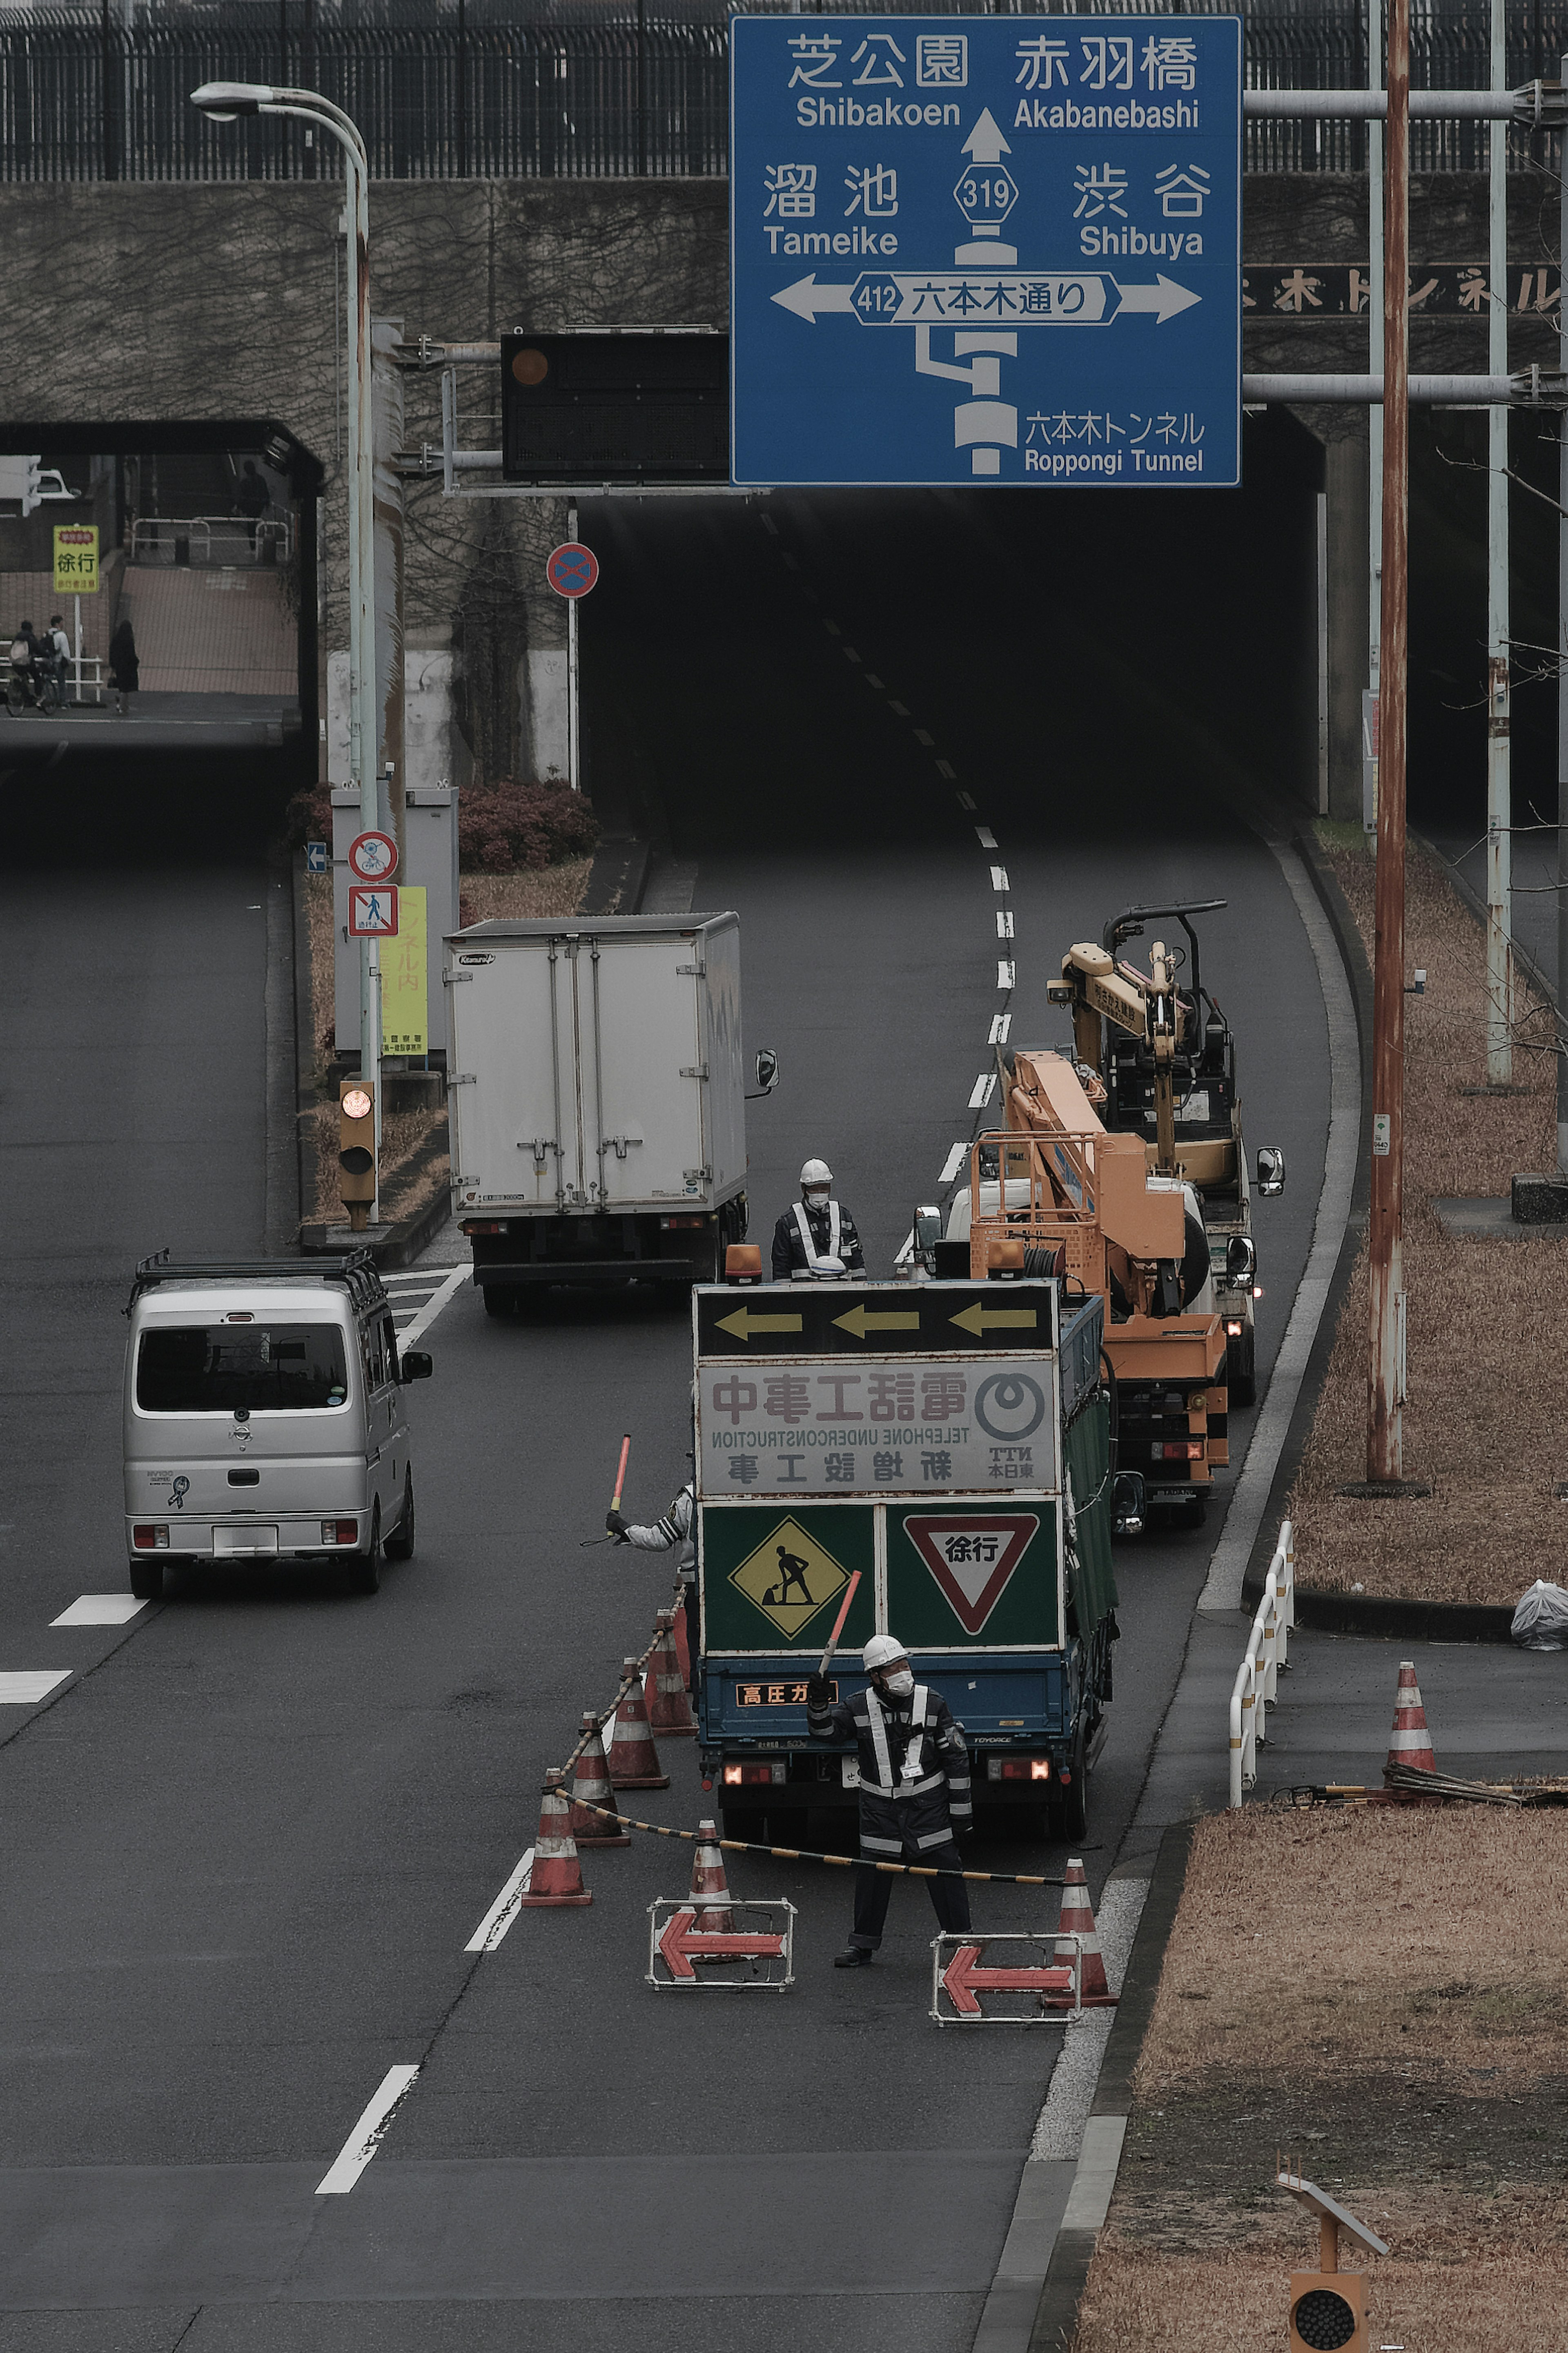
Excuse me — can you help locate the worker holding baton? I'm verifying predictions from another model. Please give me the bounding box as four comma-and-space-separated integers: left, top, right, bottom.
606, 1436, 697, 1684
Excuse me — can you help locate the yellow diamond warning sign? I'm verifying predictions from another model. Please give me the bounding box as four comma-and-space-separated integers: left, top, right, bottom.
727, 1517, 849, 1640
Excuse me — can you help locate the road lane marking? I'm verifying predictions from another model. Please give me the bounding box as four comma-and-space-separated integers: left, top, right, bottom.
864, 673, 884, 689
939, 1143, 968, 1183
0, 1672, 72, 1703
990, 865, 1010, 891
976, 826, 998, 850
51, 1597, 147, 1628
397, 1265, 467, 1349
969, 1074, 998, 1109
935, 758, 956, 779
998, 960, 1016, 990
990, 1015, 1012, 1045
889, 700, 909, 716
997, 911, 1015, 940
822, 618, 841, 636
914, 728, 934, 745
842, 645, 862, 662
957, 790, 976, 810
316, 2065, 422, 2195
464, 1849, 537, 1953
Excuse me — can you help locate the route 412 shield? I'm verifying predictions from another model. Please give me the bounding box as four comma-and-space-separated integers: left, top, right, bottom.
902, 1513, 1040, 1635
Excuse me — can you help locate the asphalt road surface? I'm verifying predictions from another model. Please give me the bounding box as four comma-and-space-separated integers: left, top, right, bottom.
0, 489, 1330, 2349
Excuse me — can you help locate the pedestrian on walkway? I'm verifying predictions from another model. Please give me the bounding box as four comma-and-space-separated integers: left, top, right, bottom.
47, 615, 71, 707
108, 617, 139, 718
808, 1633, 973, 1967
233, 459, 270, 554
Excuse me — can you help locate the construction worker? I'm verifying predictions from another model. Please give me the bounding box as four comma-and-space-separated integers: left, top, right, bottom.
607, 1471, 696, 1678
806, 1634, 972, 1967
771, 1158, 865, 1281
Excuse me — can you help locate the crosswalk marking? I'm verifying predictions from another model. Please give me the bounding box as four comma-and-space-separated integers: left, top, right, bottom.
51, 1597, 146, 1628
0, 1671, 72, 1704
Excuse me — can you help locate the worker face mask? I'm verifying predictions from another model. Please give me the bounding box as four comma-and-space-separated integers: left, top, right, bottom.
803, 1187, 830, 1207
882, 1669, 914, 1698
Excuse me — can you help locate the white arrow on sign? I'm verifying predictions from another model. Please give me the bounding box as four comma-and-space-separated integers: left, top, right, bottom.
1114, 273, 1203, 324
770, 270, 1200, 328
961, 107, 1012, 164
770, 274, 858, 323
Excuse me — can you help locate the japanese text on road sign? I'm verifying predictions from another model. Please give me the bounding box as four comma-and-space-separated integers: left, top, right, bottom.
52, 525, 98, 595
697, 1355, 1058, 1495
348, 885, 399, 937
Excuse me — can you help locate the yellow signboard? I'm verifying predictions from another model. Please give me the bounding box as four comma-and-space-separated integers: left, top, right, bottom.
727, 1516, 849, 1639
380, 884, 428, 1055
52, 525, 98, 596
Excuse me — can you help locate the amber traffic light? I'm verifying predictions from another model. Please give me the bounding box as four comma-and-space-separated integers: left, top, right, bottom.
338, 1080, 376, 1231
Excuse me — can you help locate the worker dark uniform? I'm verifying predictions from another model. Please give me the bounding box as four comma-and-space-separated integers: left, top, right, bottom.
807, 1679, 972, 1953
608, 1481, 696, 1681
770, 1197, 866, 1282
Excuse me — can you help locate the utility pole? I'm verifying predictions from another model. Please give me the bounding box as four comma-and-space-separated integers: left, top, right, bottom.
1368, 0, 1410, 1482
1559, 62, 1568, 1174
1486, 0, 1514, 1082
1365, 0, 1383, 838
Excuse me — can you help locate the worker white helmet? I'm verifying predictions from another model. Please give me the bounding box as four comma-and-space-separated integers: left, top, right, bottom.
800, 1158, 833, 1190
863, 1633, 909, 1674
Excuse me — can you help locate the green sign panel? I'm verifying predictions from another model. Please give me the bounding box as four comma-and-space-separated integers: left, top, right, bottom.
699, 1504, 875, 1655
886, 1503, 1060, 1650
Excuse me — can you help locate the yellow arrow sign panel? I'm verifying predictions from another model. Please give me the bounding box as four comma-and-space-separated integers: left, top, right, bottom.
728, 1517, 849, 1639
714, 1305, 805, 1341
831, 1302, 922, 1340
949, 1301, 1038, 1336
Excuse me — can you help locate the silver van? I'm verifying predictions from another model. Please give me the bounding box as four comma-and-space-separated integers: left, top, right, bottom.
122, 1253, 432, 1600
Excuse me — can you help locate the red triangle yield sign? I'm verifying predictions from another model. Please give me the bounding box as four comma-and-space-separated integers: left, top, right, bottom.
902, 1515, 1041, 1637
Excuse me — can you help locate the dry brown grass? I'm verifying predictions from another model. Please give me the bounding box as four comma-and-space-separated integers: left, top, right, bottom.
1137, 1810, 1568, 2094
457, 857, 593, 926
1287, 829, 1567, 1603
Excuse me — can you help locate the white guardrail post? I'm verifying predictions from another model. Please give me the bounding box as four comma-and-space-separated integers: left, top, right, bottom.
1229, 1521, 1294, 1808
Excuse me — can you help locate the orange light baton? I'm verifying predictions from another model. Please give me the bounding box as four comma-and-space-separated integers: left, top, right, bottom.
610, 1434, 632, 1514
817, 1569, 863, 1679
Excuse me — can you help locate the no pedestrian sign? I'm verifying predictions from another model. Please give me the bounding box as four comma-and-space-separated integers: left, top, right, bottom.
729, 13, 1241, 486
349, 885, 399, 937
547, 542, 599, 599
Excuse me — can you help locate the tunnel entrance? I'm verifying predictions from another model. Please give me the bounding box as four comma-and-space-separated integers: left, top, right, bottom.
0, 418, 321, 772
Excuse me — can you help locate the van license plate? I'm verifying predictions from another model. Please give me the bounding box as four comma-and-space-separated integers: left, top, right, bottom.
214, 1525, 279, 1556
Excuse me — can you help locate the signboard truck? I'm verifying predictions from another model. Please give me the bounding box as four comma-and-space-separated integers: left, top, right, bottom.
693, 1274, 1119, 1845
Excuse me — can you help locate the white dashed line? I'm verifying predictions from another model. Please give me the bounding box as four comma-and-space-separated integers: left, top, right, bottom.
464, 1848, 537, 1954
889, 701, 910, 717
842, 645, 862, 662
914, 728, 934, 745
823, 618, 841, 637
969, 1073, 998, 1110
956, 790, 976, 810
989, 1013, 1012, 1045
989, 865, 1010, 891
935, 758, 956, 779
998, 959, 1016, 990
864, 673, 884, 689
996, 911, 1015, 940
760, 513, 778, 535
0, 1672, 71, 1704
51, 1597, 146, 1628
396, 1264, 467, 1349
316, 2065, 422, 2196
939, 1143, 969, 1184
976, 826, 998, 850
781, 551, 799, 569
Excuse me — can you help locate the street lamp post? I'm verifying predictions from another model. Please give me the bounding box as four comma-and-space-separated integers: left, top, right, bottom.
192, 80, 381, 1221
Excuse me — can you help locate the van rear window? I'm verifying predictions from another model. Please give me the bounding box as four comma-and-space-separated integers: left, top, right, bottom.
137, 1324, 349, 1414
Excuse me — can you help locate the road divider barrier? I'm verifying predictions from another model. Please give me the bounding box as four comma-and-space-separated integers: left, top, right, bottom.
647, 1897, 795, 1992
567, 1713, 630, 1847
607, 1655, 671, 1791
1386, 1658, 1437, 1775
1229, 1520, 1295, 1807
646, 1611, 697, 1737
932, 1931, 1082, 2025
518, 1770, 593, 1908
689, 1818, 734, 1929
1047, 1856, 1116, 2007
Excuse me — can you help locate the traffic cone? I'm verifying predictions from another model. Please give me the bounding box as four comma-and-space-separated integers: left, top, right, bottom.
607, 1657, 670, 1790
518, 1770, 592, 1907
1042, 1855, 1116, 2008
1387, 1659, 1437, 1775
646, 1612, 697, 1737
688, 1817, 734, 1931
567, 1713, 630, 1846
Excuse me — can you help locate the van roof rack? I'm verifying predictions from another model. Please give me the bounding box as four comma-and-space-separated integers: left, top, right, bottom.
127, 1251, 385, 1316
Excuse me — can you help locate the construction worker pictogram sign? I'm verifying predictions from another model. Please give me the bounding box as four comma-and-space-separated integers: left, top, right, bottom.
727, 1516, 849, 1639
902, 1514, 1041, 1636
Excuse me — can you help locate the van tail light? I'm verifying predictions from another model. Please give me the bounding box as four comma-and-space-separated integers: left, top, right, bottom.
722, 1761, 785, 1785
132, 1525, 169, 1550
322, 1519, 359, 1545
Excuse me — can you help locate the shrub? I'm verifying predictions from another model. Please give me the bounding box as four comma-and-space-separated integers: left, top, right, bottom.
457, 779, 599, 873
283, 779, 334, 851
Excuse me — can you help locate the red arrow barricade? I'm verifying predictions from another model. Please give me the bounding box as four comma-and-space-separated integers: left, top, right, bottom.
646, 1898, 796, 1992
932, 1931, 1083, 2025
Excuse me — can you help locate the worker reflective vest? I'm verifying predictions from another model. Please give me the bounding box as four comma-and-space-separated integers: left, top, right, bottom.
791, 1197, 842, 1275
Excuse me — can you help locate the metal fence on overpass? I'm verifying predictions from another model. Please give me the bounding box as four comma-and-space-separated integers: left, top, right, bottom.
1, 2, 1564, 180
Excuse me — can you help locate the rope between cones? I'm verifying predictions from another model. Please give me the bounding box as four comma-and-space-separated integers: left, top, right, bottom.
556, 1571, 688, 1783
562, 1794, 1071, 1886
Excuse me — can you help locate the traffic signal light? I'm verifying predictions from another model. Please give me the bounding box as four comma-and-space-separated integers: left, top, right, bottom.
338, 1080, 376, 1230
1288, 2270, 1365, 2351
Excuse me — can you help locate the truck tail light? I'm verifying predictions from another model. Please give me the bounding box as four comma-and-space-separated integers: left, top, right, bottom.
462, 1220, 508, 1235
722, 1762, 785, 1786
321, 1519, 359, 1544
1225, 1318, 1243, 1336
987, 1755, 1054, 1781
660, 1215, 707, 1229
1158, 1441, 1205, 1461
132, 1525, 169, 1550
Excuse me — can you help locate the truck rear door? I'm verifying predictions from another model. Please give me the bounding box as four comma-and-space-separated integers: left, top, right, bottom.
449, 940, 564, 1210
586, 938, 706, 1209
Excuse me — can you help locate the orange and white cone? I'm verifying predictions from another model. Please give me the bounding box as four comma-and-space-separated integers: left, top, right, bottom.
1042, 1855, 1116, 2008
518, 1769, 592, 1907
646, 1612, 697, 1737
688, 1817, 734, 1931
567, 1713, 630, 1847
1387, 1659, 1437, 1775
607, 1657, 670, 1790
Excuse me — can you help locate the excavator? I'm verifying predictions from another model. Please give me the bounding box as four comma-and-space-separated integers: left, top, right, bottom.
1046, 901, 1283, 1407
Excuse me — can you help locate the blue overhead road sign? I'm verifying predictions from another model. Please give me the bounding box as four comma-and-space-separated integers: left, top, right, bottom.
730, 15, 1241, 488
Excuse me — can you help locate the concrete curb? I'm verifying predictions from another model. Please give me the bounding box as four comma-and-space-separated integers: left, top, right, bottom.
1246, 1577, 1516, 1642
1025, 1822, 1194, 2352
582, 832, 650, 917
298, 1124, 454, 1271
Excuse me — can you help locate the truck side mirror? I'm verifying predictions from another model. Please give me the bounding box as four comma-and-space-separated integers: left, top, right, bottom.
1225, 1235, 1257, 1288
1256, 1146, 1285, 1198
747, 1048, 779, 1100
913, 1204, 942, 1272
400, 1350, 433, 1382
1112, 1471, 1145, 1538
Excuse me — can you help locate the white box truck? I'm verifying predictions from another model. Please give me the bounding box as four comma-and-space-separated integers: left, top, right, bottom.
445, 914, 772, 1308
